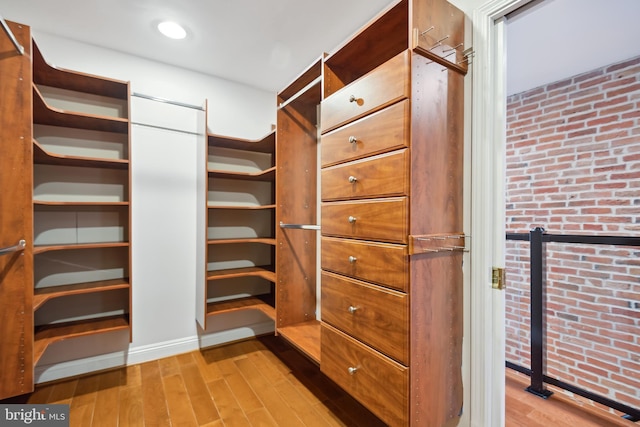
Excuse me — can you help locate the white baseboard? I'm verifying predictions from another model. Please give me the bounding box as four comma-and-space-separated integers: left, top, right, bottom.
34, 321, 275, 384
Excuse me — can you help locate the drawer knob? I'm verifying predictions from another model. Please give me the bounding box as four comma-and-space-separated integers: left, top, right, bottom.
348, 216, 357, 224
349, 95, 357, 103
348, 176, 357, 183
348, 136, 357, 144
348, 366, 358, 375
348, 305, 358, 314
348, 256, 357, 264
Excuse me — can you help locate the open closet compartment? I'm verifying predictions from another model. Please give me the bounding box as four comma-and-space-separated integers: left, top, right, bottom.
319, 0, 466, 425
198, 101, 277, 331
275, 58, 322, 363
31, 39, 132, 366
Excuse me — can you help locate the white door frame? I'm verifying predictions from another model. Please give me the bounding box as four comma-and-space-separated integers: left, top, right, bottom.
468, 1, 532, 426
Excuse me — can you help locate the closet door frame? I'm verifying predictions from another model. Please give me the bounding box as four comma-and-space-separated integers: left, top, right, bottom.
469, 1, 532, 426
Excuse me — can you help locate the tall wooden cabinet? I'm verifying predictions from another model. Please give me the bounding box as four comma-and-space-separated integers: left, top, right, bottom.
0, 23, 132, 399
0, 20, 34, 400
276, 0, 467, 425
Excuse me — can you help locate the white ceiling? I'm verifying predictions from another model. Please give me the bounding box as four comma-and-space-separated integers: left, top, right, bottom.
0, 0, 395, 92
506, 0, 640, 95
2, 0, 640, 95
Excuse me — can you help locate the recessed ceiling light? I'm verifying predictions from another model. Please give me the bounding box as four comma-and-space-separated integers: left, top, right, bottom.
157, 21, 187, 40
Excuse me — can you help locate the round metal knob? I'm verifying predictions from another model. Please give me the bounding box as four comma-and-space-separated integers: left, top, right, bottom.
349, 95, 357, 103
348, 366, 358, 375
348, 216, 357, 224
348, 305, 358, 314
348, 136, 357, 144
348, 256, 357, 264
348, 176, 357, 183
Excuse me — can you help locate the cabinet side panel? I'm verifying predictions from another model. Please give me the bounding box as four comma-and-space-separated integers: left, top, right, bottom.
0, 21, 34, 398
410, 53, 464, 236
410, 252, 464, 426
276, 101, 318, 327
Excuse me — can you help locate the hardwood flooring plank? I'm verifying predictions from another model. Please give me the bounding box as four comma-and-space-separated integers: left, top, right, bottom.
92, 369, 121, 427
69, 374, 99, 427
158, 354, 181, 377
271, 378, 331, 427
118, 385, 144, 427
194, 349, 224, 383
179, 360, 221, 425
121, 364, 141, 388
233, 356, 305, 426
207, 378, 252, 427
245, 407, 279, 427
140, 360, 171, 426
162, 373, 199, 427
26, 384, 53, 404
47, 378, 78, 404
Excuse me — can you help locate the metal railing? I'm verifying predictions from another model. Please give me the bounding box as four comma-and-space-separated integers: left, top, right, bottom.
506, 227, 640, 422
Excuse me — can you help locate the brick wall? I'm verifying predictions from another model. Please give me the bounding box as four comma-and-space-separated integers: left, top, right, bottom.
505, 55, 640, 412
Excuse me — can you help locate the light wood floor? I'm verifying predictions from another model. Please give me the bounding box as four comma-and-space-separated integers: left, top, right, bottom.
506, 370, 635, 427
2, 337, 636, 426
2, 336, 385, 427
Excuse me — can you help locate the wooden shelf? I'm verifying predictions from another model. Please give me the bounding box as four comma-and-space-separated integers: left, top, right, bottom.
277, 320, 321, 364
207, 203, 276, 210
33, 278, 130, 311
208, 166, 275, 182
207, 238, 276, 245
33, 41, 128, 99
208, 131, 275, 153
278, 58, 322, 105
33, 139, 128, 170
34, 200, 129, 208
34, 315, 130, 366
206, 294, 275, 321
206, 266, 276, 283
33, 86, 129, 134
33, 242, 129, 255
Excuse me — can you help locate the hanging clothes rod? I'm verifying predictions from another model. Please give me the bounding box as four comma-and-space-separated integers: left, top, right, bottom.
0, 239, 26, 256
0, 14, 24, 55
279, 222, 320, 230
132, 92, 205, 111
131, 122, 203, 136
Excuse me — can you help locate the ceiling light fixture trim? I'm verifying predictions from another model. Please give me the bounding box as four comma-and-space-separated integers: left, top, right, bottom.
157, 21, 187, 40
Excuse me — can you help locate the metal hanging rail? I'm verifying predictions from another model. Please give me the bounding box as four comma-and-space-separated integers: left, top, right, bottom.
132, 92, 205, 111
279, 222, 320, 230
0, 14, 24, 55
0, 239, 26, 256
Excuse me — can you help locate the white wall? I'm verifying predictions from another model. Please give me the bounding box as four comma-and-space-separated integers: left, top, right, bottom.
33, 32, 277, 382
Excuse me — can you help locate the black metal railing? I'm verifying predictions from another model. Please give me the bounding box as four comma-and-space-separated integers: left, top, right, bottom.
506, 227, 640, 422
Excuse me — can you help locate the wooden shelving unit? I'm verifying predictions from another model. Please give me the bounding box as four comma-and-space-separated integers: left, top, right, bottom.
199, 126, 277, 330
275, 58, 322, 363
31, 38, 132, 364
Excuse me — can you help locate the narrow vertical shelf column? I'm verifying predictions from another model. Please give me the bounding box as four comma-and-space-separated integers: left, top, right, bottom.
199, 114, 277, 330
275, 59, 323, 363
31, 38, 132, 366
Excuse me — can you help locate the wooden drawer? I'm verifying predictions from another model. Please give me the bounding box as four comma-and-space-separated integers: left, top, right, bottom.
320, 100, 409, 167
321, 149, 408, 201
321, 236, 407, 292
321, 197, 407, 244
320, 50, 410, 134
321, 271, 408, 364
321, 323, 408, 427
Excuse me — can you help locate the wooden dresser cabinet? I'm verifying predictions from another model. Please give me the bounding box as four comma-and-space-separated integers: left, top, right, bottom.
318, 0, 467, 425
